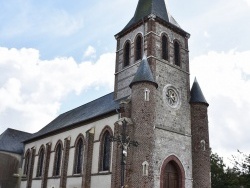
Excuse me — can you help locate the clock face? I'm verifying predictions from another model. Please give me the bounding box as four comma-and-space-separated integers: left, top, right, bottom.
163, 85, 180, 109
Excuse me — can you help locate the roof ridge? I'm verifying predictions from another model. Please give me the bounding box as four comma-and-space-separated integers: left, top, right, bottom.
59, 92, 114, 116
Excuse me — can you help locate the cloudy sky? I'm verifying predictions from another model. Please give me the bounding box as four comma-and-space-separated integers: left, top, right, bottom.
1, 0, 250, 164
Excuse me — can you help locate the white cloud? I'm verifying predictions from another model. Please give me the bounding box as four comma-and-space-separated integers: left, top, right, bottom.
0, 47, 115, 133
190, 50, 250, 162
83, 46, 96, 58
204, 31, 210, 38
243, 0, 250, 6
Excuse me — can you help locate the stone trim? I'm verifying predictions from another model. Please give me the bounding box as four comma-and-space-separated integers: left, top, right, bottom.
91, 172, 112, 176
155, 125, 191, 137
160, 155, 185, 188
47, 176, 61, 179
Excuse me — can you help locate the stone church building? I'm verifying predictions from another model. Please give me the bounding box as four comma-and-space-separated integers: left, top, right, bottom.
17, 0, 212, 187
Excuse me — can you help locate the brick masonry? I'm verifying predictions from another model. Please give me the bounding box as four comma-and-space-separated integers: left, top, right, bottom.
82, 129, 94, 188
42, 143, 51, 188
60, 137, 70, 188
113, 16, 194, 187
191, 103, 211, 188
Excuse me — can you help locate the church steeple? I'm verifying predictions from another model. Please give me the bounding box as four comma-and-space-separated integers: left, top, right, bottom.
117, 0, 183, 37
123, 0, 169, 31
114, 0, 190, 100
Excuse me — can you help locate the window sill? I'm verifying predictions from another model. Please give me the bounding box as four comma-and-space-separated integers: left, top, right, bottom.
92, 171, 112, 176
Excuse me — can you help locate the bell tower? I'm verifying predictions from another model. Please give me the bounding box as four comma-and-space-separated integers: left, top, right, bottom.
112, 0, 211, 187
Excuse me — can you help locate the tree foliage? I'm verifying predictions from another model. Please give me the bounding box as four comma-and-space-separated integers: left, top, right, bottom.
211, 151, 250, 188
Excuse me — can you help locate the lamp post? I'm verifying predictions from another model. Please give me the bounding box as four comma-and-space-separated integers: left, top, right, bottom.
110, 119, 138, 188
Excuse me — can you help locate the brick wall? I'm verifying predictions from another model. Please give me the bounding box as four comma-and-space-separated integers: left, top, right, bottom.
191, 103, 211, 188
128, 82, 157, 188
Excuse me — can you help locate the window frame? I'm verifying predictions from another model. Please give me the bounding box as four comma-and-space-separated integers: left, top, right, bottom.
174, 40, 181, 67
73, 135, 85, 175
53, 140, 63, 176
162, 34, 169, 61
23, 149, 31, 176
36, 146, 45, 177
123, 41, 131, 67
135, 34, 143, 61
99, 126, 113, 172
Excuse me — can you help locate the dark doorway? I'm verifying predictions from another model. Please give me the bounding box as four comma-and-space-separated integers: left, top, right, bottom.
163, 161, 179, 188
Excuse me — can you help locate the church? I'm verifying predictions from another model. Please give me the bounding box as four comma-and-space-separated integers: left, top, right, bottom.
1, 0, 212, 187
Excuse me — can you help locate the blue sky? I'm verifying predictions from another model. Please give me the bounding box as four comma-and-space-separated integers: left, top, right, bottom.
1, 0, 250, 163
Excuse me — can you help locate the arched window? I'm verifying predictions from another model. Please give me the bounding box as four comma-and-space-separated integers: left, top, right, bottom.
135, 35, 142, 61
174, 41, 180, 66
36, 146, 45, 177
53, 142, 62, 176
74, 136, 84, 174
162, 35, 168, 61
124, 42, 130, 67
23, 149, 31, 176
99, 128, 112, 171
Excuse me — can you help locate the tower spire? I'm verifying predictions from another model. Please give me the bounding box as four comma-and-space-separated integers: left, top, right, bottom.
121, 0, 169, 32
190, 77, 209, 106
129, 55, 158, 88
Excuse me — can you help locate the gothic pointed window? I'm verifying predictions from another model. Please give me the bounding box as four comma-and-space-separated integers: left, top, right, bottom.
23, 149, 31, 176
174, 41, 180, 66
135, 35, 142, 61
124, 41, 130, 67
99, 128, 112, 171
53, 141, 62, 176
36, 146, 45, 177
162, 35, 168, 61
74, 136, 84, 174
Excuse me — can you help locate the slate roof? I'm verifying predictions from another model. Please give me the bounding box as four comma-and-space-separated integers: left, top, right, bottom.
190, 78, 209, 106
120, 0, 181, 34
25, 92, 121, 142
129, 56, 158, 88
0, 128, 32, 154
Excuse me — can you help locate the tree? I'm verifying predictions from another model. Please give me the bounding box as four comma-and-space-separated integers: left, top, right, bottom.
230, 150, 250, 187
211, 151, 250, 188
211, 152, 227, 188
